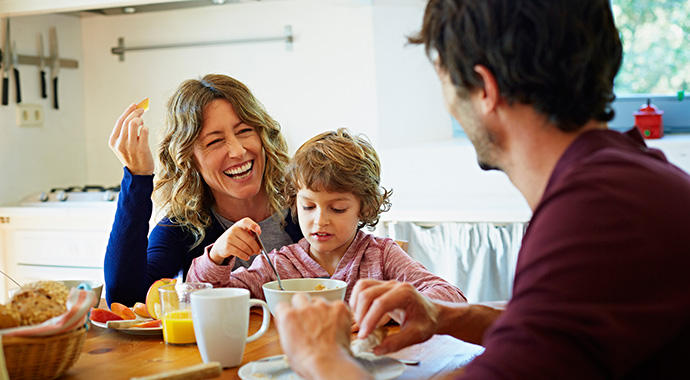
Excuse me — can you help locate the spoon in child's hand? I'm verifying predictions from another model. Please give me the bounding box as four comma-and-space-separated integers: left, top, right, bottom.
254, 232, 285, 291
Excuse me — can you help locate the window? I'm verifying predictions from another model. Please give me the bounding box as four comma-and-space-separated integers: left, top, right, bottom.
609, 0, 690, 133
611, 0, 689, 95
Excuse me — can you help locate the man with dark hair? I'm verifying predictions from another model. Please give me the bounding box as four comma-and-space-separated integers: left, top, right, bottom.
274, 1, 690, 379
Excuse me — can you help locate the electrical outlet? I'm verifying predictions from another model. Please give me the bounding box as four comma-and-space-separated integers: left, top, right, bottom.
16, 104, 44, 127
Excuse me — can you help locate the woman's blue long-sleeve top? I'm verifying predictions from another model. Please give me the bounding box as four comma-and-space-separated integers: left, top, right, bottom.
104, 168, 302, 306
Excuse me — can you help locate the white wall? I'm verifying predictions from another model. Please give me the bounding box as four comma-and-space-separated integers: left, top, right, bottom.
81, 0, 381, 188
0, 14, 86, 206
372, 0, 452, 148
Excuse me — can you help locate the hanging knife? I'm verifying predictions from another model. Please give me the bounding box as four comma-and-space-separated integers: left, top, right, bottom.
2, 19, 9, 106
0, 45, 3, 105
49, 27, 59, 109
11, 40, 20, 103
38, 33, 47, 98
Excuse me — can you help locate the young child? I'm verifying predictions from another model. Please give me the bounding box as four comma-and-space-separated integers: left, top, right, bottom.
187, 128, 466, 303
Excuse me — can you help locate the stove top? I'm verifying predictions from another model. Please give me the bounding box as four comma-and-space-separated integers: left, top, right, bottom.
20, 185, 121, 206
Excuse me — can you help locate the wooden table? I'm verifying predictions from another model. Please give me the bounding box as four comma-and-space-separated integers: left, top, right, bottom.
63, 306, 483, 380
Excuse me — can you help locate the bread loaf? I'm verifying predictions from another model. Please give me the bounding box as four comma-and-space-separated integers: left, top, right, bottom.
19, 280, 69, 305
9, 281, 69, 326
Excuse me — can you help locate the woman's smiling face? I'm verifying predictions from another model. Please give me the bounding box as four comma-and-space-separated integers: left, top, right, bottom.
297, 186, 361, 260
193, 98, 266, 206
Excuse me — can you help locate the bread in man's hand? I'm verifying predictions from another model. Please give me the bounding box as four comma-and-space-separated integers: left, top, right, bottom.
350, 326, 388, 355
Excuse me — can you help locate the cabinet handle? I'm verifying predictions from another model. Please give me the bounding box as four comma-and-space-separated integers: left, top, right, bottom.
0, 216, 10, 224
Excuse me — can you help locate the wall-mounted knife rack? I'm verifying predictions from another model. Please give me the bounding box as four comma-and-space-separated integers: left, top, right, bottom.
111, 25, 293, 62
15, 55, 78, 69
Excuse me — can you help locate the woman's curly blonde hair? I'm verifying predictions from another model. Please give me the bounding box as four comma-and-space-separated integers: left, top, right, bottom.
153, 74, 289, 247
283, 128, 392, 230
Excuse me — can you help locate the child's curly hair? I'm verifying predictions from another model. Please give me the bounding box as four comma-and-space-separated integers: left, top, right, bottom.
284, 128, 392, 230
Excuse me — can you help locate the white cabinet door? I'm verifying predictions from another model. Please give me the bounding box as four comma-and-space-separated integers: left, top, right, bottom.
14, 230, 107, 269
0, 206, 115, 303
11, 229, 108, 290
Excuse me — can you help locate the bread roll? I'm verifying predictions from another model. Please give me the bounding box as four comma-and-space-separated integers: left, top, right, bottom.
0, 303, 20, 329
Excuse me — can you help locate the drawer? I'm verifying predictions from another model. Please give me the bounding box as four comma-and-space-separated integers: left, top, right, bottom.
13, 229, 108, 268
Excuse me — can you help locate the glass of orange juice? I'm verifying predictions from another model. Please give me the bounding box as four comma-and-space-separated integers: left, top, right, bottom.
158, 282, 212, 345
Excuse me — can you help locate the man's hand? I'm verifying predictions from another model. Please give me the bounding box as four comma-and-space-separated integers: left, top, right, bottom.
350, 279, 441, 355
275, 294, 371, 380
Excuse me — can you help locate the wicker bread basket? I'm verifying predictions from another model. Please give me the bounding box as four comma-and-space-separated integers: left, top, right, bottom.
2, 327, 86, 380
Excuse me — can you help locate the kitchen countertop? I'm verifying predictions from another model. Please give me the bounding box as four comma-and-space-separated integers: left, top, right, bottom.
0, 204, 117, 219
379, 139, 531, 223
381, 194, 531, 223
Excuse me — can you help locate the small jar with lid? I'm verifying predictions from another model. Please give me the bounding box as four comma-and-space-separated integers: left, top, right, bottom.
634, 98, 664, 139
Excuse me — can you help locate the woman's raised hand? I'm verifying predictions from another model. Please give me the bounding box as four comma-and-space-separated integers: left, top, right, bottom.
209, 217, 262, 265
109, 103, 155, 176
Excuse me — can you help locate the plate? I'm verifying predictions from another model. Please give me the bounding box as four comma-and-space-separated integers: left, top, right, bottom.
90, 316, 162, 335
238, 353, 405, 380
90, 319, 162, 335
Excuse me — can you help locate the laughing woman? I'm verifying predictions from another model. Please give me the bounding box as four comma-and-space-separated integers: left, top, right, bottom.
104, 74, 302, 306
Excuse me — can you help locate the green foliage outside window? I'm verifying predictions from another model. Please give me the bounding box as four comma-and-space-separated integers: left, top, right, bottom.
611, 0, 690, 95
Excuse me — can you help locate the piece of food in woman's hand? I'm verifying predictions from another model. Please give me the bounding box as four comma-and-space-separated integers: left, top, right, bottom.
91, 308, 124, 323
350, 326, 388, 355
132, 302, 151, 318
134, 97, 150, 137
110, 302, 137, 320
129, 319, 162, 328
136, 97, 150, 111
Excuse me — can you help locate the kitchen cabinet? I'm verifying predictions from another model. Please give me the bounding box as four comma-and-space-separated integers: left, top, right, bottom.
0, 206, 116, 303
0, 0, 190, 17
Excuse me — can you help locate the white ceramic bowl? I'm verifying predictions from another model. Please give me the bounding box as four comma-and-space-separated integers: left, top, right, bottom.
262, 278, 347, 316
61, 280, 104, 307
8, 280, 103, 307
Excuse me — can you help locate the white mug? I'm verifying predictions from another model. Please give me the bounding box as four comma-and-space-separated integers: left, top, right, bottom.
190, 288, 271, 368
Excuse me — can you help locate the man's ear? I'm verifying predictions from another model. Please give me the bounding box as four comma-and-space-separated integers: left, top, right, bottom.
473, 65, 500, 114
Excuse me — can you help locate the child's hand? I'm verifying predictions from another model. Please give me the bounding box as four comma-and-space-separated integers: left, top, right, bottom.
209, 217, 262, 265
